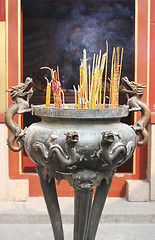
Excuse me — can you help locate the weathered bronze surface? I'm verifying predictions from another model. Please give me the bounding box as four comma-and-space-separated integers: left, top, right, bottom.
31, 104, 129, 119
121, 76, 151, 146
4, 77, 151, 240
25, 104, 137, 176
4, 77, 33, 151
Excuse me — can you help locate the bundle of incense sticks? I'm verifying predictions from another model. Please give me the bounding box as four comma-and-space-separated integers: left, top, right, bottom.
73, 44, 123, 109
41, 43, 123, 110
74, 48, 107, 109
41, 66, 64, 108
109, 47, 124, 108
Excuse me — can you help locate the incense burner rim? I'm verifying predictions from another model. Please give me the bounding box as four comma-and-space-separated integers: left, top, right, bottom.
31, 104, 129, 119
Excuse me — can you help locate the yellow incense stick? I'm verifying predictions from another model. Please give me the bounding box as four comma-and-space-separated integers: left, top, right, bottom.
57, 66, 59, 80
119, 48, 124, 79
103, 41, 108, 108
90, 54, 96, 108
108, 78, 112, 108
88, 64, 91, 108
83, 49, 88, 101
98, 50, 101, 68
97, 52, 105, 107
114, 47, 120, 108
78, 85, 82, 109
110, 48, 115, 108
96, 54, 98, 67
45, 77, 52, 108
95, 67, 100, 107
73, 85, 77, 109
99, 54, 106, 108
91, 67, 97, 109
40, 67, 53, 108
80, 60, 83, 88
112, 47, 116, 108
60, 89, 65, 108
91, 54, 95, 82
80, 59, 84, 105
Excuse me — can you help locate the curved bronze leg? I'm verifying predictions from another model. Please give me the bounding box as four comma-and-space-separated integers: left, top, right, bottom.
72, 170, 96, 240
37, 167, 64, 240
74, 189, 94, 240
86, 175, 114, 240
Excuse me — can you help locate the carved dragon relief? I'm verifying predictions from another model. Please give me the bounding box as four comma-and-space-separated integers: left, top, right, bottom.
121, 76, 151, 146
33, 130, 134, 182
100, 131, 134, 167
4, 77, 33, 152
91, 131, 134, 169
33, 131, 79, 169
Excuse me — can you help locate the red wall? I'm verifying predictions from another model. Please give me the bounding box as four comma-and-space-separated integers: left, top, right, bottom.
150, 0, 155, 122
0, 0, 5, 123
0, 0, 5, 21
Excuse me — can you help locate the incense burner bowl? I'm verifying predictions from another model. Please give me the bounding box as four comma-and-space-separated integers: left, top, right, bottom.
4, 76, 151, 240
24, 104, 137, 176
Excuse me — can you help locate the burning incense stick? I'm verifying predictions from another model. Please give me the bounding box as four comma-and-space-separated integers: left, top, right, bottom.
83, 49, 88, 101
103, 41, 108, 108
88, 64, 91, 103
119, 48, 124, 81
40, 67, 53, 107
73, 85, 78, 109
41, 66, 63, 109
111, 47, 115, 108
56, 66, 63, 108
114, 47, 120, 108
78, 85, 82, 109
99, 53, 106, 108
108, 46, 123, 108
60, 88, 65, 108
45, 77, 52, 107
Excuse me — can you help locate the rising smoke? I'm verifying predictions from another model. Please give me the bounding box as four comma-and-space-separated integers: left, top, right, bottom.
23, 0, 135, 89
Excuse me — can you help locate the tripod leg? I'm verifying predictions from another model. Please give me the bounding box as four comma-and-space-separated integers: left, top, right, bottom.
86, 175, 113, 240
73, 170, 96, 240
37, 169, 64, 240
74, 189, 94, 240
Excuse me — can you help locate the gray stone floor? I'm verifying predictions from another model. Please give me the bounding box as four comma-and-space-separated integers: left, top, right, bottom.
1, 197, 155, 239
0, 197, 155, 224
0, 223, 155, 240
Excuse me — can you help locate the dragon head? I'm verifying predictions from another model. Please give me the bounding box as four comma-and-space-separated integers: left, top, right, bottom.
65, 131, 79, 148
121, 76, 146, 98
101, 131, 114, 146
6, 77, 33, 99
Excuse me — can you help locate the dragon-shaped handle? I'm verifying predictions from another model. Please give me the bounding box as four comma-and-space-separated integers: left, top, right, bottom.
4, 77, 33, 152
121, 76, 151, 147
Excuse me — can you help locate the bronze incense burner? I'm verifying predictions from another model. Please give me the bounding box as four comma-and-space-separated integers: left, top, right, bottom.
4, 76, 150, 240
